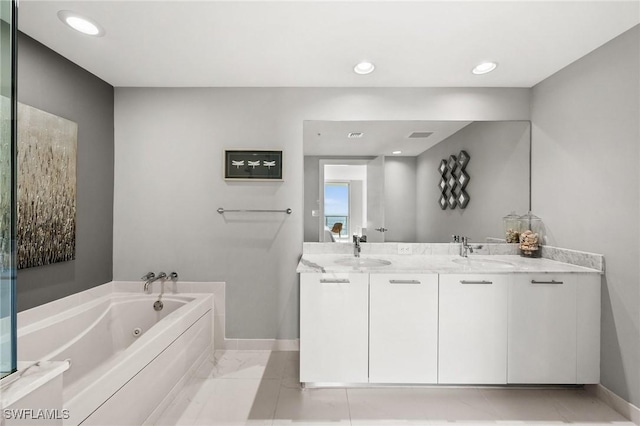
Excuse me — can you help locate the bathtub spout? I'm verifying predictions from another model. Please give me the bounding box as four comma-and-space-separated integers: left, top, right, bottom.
144, 272, 167, 293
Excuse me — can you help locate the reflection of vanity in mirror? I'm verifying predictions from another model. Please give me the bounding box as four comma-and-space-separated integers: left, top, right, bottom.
303, 120, 531, 243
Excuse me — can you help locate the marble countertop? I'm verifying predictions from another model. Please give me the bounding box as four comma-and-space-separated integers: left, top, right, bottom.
297, 254, 602, 274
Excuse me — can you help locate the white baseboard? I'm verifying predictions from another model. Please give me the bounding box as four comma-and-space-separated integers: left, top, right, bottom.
587, 384, 640, 425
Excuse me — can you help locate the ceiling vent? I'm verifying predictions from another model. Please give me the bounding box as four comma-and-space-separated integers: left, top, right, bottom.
408, 131, 433, 139
347, 132, 364, 138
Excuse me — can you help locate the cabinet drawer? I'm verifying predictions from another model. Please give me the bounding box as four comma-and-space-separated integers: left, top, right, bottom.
369, 273, 438, 384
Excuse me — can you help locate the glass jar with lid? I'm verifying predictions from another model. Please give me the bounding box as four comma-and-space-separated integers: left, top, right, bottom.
502, 211, 521, 243
518, 211, 544, 257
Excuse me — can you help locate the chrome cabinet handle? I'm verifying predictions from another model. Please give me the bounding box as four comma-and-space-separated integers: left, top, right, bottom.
375, 227, 388, 232
531, 280, 563, 284
389, 279, 421, 284
320, 279, 350, 284
460, 280, 493, 284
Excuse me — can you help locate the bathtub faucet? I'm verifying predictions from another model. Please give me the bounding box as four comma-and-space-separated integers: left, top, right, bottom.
143, 272, 167, 293
141, 272, 155, 281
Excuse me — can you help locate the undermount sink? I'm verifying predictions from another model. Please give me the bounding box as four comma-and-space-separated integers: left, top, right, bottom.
451, 258, 515, 269
334, 257, 392, 268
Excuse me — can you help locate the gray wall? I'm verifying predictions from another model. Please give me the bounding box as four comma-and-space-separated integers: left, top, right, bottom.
531, 25, 639, 406
384, 156, 417, 242
416, 121, 530, 243
114, 87, 530, 339
303, 156, 321, 242
17, 33, 114, 311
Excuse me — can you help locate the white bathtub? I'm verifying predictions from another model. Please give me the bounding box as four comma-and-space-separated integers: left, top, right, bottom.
17, 292, 213, 425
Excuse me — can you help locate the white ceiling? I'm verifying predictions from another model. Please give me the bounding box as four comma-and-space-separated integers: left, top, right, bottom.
303, 120, 473, 156
18, 1, 640, 88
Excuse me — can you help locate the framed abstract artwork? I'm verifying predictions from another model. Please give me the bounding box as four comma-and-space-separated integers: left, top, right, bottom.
17, 103, 77, 269
223, 150, 283, 181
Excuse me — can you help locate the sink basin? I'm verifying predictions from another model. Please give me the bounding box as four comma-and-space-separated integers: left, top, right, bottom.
334, 257, 392, 268
452, 258, 515, 269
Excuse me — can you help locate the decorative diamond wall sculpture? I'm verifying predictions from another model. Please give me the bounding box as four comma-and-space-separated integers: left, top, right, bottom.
438, 177, 447, 192
437, 150, 470, 210
438, 160, 448, 176
438, 193, 448, 210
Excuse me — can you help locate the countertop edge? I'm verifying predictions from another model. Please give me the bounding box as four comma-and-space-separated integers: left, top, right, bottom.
296, 254, 603, 275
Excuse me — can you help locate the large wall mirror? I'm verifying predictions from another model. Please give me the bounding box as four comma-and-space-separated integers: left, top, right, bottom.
303, 120, 531, 244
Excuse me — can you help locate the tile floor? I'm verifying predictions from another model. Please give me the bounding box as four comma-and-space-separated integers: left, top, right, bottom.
155, 350, 633, 426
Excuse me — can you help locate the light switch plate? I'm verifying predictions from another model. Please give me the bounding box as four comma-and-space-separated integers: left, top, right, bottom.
398, 244, 412, 255
311, 210, 319, 217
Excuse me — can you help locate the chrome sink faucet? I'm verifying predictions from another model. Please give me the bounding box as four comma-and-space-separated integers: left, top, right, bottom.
460, 237, 483, 257
142, 272, 167, 293
353, 235, 362, 258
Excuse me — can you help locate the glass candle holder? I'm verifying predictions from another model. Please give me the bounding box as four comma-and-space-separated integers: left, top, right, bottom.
503, 211, 521, 243
518, 212, 544, 258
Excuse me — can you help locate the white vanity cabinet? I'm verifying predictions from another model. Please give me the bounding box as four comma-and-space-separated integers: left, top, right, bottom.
298, 257, 601, 386
369, 273, 438, 383
438, 274, 508, 384
507, 273, 601, 384
508, 274, 578, 384
299, 273, 369, 383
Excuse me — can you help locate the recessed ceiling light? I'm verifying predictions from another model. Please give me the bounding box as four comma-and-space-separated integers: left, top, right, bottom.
392, 151, 402, 155
58, 10, 105, 37
348, 132, 364, 138
472, 62, 497, 75
354, 62, 375, 75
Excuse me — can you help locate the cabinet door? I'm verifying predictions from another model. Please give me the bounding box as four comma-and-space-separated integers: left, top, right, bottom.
508, 274, 577, 384
439, 274, 508, 384
300, 273, 369, 383
577, 274, 601, 384
369, 273, 438, 383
